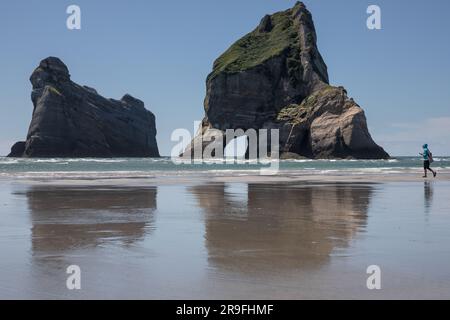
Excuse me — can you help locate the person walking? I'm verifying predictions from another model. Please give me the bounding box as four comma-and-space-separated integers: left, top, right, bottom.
420, 144, 437, 178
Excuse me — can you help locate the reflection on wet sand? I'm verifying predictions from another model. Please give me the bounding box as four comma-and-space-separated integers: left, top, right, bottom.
23, 186, 157, 252
424, 181, 434, 216
191, 182, 373, 273
2, 179, 449, 299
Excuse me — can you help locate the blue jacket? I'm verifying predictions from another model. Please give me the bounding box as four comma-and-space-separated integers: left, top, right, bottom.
423, 148, 430, 161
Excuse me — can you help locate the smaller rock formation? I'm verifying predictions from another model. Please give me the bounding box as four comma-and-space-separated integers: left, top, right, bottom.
8, 141, 26, 157
8, 57, 160, 158
275, 86, 388, 159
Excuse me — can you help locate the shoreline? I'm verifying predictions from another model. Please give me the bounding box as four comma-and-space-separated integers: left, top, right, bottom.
2, 171, 449, 187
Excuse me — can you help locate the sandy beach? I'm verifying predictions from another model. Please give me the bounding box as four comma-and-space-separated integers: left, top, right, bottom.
1, 172, 450, 299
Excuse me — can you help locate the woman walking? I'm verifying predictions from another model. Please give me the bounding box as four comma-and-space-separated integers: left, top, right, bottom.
420, 144, 437, 178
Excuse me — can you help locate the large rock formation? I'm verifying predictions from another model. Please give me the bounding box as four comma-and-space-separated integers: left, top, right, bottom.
186, 2, 388, 159
8, 57, 159, 158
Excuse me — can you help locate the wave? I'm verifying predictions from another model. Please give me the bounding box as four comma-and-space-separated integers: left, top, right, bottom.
0, 159, 19, 165
35, 158, 128, 163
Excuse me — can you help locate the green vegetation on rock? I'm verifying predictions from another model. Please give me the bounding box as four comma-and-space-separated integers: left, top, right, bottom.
209, 7, 300, 80
276, 85, 338, 123
48, 86, 62, 96
276, 103, 311, 123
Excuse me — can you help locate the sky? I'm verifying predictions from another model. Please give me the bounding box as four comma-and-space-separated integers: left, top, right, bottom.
0, 0, 449, 156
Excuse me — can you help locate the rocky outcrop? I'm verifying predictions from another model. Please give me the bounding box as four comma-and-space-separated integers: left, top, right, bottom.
276, 86, 388, 159
8, 141, 26, 157
8, 57, 159, 158
185, 2, 388, 159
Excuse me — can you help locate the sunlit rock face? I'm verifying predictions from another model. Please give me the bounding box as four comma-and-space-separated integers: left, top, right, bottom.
186, 2, 388, 159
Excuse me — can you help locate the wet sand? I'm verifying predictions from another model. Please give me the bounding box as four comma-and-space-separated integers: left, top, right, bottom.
1, 175, 450, 299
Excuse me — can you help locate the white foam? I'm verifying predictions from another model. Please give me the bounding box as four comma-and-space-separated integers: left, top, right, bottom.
0, 159, 19, 165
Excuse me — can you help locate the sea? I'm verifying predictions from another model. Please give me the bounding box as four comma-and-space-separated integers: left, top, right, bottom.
1, 156, 449, 179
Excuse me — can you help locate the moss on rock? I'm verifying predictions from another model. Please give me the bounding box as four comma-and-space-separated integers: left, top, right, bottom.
209, 5, 303, 81
276, 85, 340, 123
48, 86, 62, 96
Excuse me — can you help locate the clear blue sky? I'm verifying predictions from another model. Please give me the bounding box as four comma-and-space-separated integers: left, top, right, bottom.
1, 0, 449, 156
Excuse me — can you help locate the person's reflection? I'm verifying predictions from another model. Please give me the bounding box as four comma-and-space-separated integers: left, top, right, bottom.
424, 181, 434, 217
25, 185, 157, 252
190, 182, 372, 274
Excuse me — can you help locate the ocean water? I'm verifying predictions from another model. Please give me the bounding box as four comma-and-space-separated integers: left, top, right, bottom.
1, 156, 449, 179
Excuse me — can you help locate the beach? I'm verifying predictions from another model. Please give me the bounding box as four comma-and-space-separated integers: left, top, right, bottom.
1, 158, 450, 299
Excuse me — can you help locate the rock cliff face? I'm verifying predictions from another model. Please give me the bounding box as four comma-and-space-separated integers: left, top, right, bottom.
8, 57, 159, 158
186, 2, 388, 159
